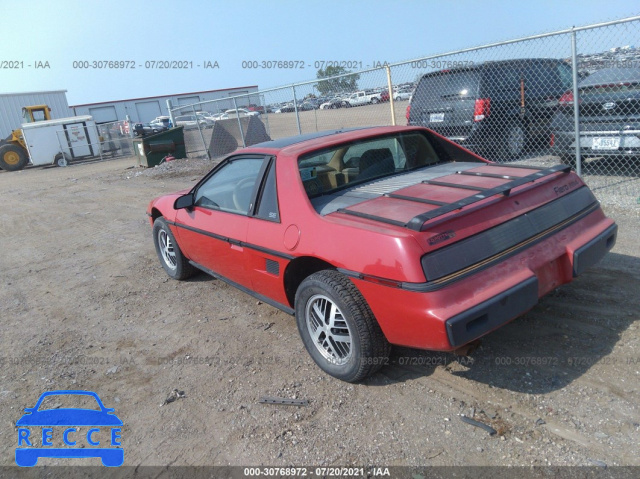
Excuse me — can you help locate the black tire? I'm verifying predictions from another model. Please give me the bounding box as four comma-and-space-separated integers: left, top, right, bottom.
500, 123, 526, 161
152, 217, 197, 280
295, 270, 390, 382
0, 143, 28, 171
371, 97, 379, 104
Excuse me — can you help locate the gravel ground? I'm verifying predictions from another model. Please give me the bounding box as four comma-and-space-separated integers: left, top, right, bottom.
0, 154, 638, 474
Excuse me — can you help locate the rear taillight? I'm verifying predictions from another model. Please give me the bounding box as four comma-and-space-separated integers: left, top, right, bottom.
473, 98, 490, 121
558, 90, 574, 106
406, 104, 411, 122
550, 133, 555, 147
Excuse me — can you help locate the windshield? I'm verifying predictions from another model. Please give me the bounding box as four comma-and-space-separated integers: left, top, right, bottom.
298, 132, 441, 198
414, 70, 480, 109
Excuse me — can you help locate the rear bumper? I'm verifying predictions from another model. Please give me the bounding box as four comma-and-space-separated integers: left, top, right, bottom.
352, 210, 616, 350
445, 222, 617, 347
552, 130, 640, 156
445, 277, 539, 348
573, 223, 617, 277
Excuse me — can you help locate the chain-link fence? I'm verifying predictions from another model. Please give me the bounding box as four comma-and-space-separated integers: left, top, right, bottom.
97, 120, 133, 158
53, 120, 133, 166
170, 15, 640, 201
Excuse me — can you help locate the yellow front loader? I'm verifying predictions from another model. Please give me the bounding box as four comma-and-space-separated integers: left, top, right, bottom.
0, 105, 51, 171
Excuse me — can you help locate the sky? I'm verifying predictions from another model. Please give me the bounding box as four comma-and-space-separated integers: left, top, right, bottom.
2, 0, 639, 105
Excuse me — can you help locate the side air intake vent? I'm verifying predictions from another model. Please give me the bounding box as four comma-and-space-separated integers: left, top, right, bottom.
266, 259, 280, 276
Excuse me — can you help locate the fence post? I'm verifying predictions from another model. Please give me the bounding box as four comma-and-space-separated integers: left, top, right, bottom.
261, 93, 271, 136
385, 65, 396, 126
167, 100, 175, 128
232, 97, 246, 147
570, 28, 582, 177
292, 85, 302, 135
56, 131, 67, 166
192, 105, 210, 159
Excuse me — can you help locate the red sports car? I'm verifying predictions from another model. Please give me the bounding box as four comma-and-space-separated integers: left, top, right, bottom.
147, 126, 617, 382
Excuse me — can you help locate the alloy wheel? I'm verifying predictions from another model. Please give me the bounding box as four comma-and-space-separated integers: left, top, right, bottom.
305, 294, 352, 365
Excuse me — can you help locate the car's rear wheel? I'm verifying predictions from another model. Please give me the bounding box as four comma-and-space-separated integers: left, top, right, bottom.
152, 217, 197, 280
295, 270, 390, 382
500, 123, 526, 160
371, 98, 379, 104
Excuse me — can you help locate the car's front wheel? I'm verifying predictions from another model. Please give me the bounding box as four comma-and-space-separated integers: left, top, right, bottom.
152, 217, 197, 280
295, 270, 390, 382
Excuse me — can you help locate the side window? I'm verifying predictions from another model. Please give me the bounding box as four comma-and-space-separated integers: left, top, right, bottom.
256, 161, 280, 221
525, 63, 556, 97
557, 62, 573, 91
487, 66, 522, 99
194, 158, 264, 214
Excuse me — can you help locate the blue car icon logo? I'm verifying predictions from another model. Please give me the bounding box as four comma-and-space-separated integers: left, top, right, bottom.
15, 390, 123, 467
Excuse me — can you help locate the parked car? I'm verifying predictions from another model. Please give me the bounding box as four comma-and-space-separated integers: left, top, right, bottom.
133, 122, 168, 137
147, 126, 616, 382
407, 58, 574, 161
320, 98, 345, 109
394, 88, 413, 101
150, 116, 172, 129
305, 98, 322, 109
174, 115, 207, 130
196, 112, 216, 127
223, 108, 260, 118
247, 104, 266, 114
275, 103, 296, 113
299, 102, 317, 111
550, 66, 640, 166
379, 90, 390, 102
343, 90, 381, 107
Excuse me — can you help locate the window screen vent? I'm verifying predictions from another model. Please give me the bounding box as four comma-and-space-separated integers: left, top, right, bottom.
266, 259, 280, 276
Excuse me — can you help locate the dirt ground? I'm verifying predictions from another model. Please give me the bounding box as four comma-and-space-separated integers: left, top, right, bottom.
0, 155, 638, 471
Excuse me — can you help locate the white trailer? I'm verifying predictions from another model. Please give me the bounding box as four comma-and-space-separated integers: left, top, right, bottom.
21, 115, 101, 166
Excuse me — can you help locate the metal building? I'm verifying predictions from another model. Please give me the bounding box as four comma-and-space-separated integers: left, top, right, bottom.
69, 86, 260, 124
0, 90, 69, 139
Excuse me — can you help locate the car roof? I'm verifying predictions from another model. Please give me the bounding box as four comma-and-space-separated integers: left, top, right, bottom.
250, 128, 368, 149
579, 67, 640, 87
244, 126, 426, 156
420, 58, 563, 77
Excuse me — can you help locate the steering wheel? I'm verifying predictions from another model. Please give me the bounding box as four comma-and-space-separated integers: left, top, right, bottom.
232, 177, 255, 212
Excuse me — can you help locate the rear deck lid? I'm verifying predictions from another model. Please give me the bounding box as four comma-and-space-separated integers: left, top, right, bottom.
328, 163, 585, 251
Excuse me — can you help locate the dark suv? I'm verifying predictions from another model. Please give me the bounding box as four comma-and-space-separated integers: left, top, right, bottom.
407, 58, 573, 161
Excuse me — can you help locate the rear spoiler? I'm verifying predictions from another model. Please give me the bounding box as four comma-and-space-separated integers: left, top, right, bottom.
338, 164, 571, 232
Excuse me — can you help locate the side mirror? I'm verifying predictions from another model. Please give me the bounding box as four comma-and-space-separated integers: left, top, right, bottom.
174, 193, 194, 210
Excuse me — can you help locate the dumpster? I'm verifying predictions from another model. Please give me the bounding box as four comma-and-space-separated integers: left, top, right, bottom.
133, 126, 186, 167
